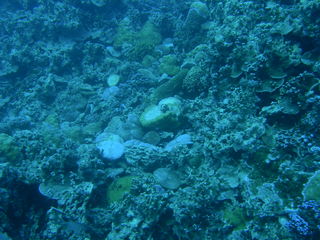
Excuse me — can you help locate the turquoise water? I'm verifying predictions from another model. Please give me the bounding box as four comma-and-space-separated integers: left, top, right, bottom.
0, 0, 320, 239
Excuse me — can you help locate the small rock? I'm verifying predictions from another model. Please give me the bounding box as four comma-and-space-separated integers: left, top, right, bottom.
153, 168, 181, 190
96, 133, 124, 161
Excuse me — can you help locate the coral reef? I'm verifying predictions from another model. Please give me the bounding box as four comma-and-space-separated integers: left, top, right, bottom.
0, 0, 320, 239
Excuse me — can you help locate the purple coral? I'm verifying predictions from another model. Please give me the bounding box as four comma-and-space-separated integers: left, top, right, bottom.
287, 200, 320, 239
287, 213, 312, 237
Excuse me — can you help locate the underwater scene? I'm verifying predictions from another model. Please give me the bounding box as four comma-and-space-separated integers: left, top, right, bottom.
0, 0, 320, 239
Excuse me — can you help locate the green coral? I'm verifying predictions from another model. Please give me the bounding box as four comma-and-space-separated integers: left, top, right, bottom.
131, 21, 162, 60
223, 206, 248, 231
150, 69, 188, 104
0, 133, 22, 162
190, 1, 209, 19
106, 176, 134, 204
138, 21, 162, 48
139, 97, 182, 130
302, 170, 320, 201
114, 19, 162, 60
159, 55, 180, 76
113, 17, 136, 48
44, 113, 59, 127
182, 66, 208, 95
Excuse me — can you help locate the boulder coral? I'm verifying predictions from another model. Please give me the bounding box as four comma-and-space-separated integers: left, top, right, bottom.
139, 97, 182, 130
